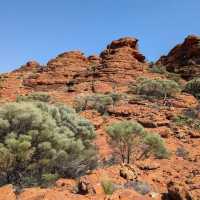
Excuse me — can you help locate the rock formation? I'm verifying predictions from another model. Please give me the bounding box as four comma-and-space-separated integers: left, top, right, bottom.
157, 35, 200, 80
20, 37, 148, 94
0, 36, 200, 200
14, 60, 41, 72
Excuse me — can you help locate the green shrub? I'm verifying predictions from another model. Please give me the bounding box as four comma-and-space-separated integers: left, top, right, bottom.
184, 78, 200, 99
149, 65, 167, 74
74, 94, 115, 115
17, 93, 52, 103
101, 178, 116, 195
172, 114, 200, 131
166, 72, 182, 83
134, 78, 180, 99
149, 65, 181, 83
106, 120, 168, 163
0, 101, 97, 187
143, 133, 169, 159
108, 93, 123, 104
106, 120, 145, 163
172, 115, 193, 126
41, 173, 59, 187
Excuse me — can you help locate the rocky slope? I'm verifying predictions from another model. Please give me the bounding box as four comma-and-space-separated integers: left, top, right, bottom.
0, 36, 200, 200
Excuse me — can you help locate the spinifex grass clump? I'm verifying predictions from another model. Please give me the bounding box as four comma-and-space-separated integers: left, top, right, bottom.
101, 178, 116, 195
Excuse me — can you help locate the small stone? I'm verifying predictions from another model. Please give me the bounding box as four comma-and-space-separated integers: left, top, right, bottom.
119, 164, 138, 180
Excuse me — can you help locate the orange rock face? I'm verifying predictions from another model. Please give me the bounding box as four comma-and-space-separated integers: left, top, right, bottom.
0, 36, 200, 200
157, 35, 200, 80
14, 61, 41, 73
19, 37, 149, 95
23, 51, 90, 91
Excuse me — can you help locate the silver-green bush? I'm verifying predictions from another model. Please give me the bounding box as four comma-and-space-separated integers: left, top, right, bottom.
106, 120, 168, 163
131, 78, 180, 99
184, 78, 200, 99
0, 101, 97, 187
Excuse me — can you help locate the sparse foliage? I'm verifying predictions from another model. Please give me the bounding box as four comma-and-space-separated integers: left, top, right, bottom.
133, 78, 180, 99
106, 120, 168, 164
184, 78, 200, 99
74, 93, 123, 115
101, 178, 116, 195
149, 65, 167, 74
17, 93, 52, 103
172, 113, 200, 131
149, 65, 182, 83
143, 133, 169, 159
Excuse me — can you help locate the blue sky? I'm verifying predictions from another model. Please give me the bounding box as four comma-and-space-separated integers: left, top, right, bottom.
0, 0, 200, 72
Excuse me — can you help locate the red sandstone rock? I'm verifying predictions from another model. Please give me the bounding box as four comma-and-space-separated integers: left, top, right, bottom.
0, 185, 16, 200
15, 60, 40, 72
0, 36, 200, 200
157, 35, 200, 80
21, 37, 148, 94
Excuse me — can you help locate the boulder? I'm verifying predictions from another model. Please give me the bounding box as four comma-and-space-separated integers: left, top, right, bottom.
77, 177, 96, 195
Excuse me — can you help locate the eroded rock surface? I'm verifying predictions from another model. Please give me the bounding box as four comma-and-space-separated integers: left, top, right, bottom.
157, 35, 200, 80
0, 36, 200, 200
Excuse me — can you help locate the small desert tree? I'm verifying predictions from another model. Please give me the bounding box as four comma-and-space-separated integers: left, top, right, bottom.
74, 94, 114, 115
106, 120, 168, 164
134, 78, 180, 100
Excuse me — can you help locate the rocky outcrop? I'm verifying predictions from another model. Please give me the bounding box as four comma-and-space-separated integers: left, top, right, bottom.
97, 37, 147, 90
22, 37, 148, 93
23, 51, 90, 91
101, 37, 145, 62
157, 35, 200, 80
14, 60, 40, 73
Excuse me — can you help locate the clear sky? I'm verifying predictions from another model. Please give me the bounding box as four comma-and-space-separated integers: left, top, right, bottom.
0, 0, 200, 72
